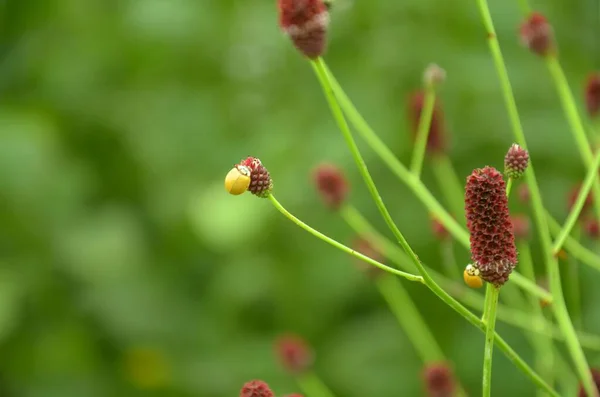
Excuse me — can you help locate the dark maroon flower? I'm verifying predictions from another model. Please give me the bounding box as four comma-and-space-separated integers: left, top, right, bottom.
519, 12, 555, 56
586, 73, 600, 118
352, 236, 385, 278
277, 0, 329, 59
465, 166, 518, 286
407, 91, 447, 155
240, 380, 275, 397
583, 218, 600, 239
274, 334, 313, 375
239, 157, 273, 198
431, 217, 449, 240
511, 214, 531, 241
504, 144, 529, 180
578, 368, 600, 397
422, 362, 456, 397
312, 163, 349, 210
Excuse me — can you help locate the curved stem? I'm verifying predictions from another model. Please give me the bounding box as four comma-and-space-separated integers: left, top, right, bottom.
430, 155, 466, 223
410, 85, 436, 177
296, 371, 337, 397
547, 213, 600, 272
316, 60, 552, 303
268, 195, 423, 283
506, 178, 514, 198
310, 58, 559, 396
552, 148, 600, 254
472, 0, 596, 393
546, 56, 600, 225
482, 284, 500, 397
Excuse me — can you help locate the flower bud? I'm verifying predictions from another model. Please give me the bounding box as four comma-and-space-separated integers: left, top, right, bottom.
519, 12, 555, 57
238, 157, 273, 198
277, 0, 329, 59
465, 167, 518, 286
423, 64, 446, 88
407, 91, 447, 155
583, 217, 600, 239
274, 334, 314, 375
504, 143, 529, 180
511, 214, 531, 241
422, 362, 456, 397
240, 380, 275, 397
578, 368, 600, 397
312, 163, 349, 210
585, 73, 600, 118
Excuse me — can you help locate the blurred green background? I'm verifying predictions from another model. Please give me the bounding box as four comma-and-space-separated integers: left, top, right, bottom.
1, 0, 600, 396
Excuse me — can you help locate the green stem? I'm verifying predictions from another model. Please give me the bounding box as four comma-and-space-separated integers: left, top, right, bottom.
317, 60, 552, 303
268, 195, 423, 283
430, 154, 466, 222
546, 56, 600, 225
296, 371, 337, 397
311, 58, 558, 396
482, 284, 500, 397
472, 0, 596, 393
566, 227, 582, 330
552, 148, 600, 254
410, 85, 436, 177
375, 274, 444, 361
506, 178, 513, 198
440, 239, 461, 280
547, 213, 600, 272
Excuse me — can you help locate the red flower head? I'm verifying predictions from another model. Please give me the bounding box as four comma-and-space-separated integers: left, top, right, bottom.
237, 157, 273, 198
578, 368, 600, 397
583, 217, 600, 239
519, 12, 555, 57
511, 214, 531, 241
430, 217, 449, 240
240, 380, 275, 397
274, 334, 313, 375
352, 236, 385, 278
586, 73, 600, 118
422, 362, 456, 397
312, 163, 349, 210
407, 91, 447, 155
504, 144, 529, 180
277, 0, 329, 59
465, 166, 518, 286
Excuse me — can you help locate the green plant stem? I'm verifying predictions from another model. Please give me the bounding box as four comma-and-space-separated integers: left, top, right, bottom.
482, 284, 500, 397
296, 371, 337, 397
506, 178, 513, 197
552, 148, 600, 254
410, 84, 436, 177
566, 227, 582, 330
317, 61, 551, 304
440, 239, 461, 279
547, 213, 600, 272
546, 56, 600, 225
472, 0, 596, 393
375, 274, 444, 361
430, 154, 466, 222
268, 195, 422, 283
310, 58, 558, 396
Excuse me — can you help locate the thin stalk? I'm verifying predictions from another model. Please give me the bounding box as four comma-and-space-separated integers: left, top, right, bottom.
552, 148, 600, 254
506, 178, 514, 197
547, 213, 600, 272
440, 238, 462, 279
268, 195, 423, 283
566, 227, 582, 330
472, 0, 596, 393
430, 154, 466, 222
482, 284, 500, 397
296, 371, 337, 397
317, 61, 552, 304
546, 56, 600, 225
410, 84, 436, 177
375, 275, 445, 361
310, 58, 558, 396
